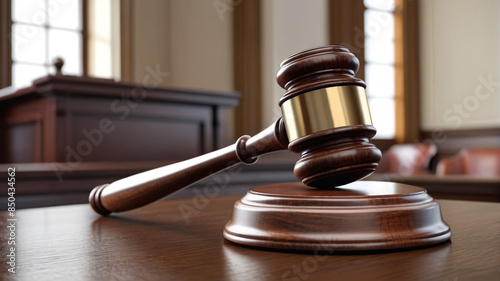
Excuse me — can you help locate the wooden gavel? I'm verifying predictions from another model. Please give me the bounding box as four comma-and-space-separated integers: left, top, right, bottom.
89, 45, 382, 216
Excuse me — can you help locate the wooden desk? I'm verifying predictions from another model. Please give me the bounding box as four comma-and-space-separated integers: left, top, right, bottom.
0, 74, 240, 163
1, 196, 499, 280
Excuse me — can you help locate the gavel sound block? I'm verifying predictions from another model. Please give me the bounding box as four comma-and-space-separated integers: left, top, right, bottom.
89, 46, 451, 251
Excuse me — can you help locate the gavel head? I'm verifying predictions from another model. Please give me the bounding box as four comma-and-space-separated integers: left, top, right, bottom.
277, 45, 382, 188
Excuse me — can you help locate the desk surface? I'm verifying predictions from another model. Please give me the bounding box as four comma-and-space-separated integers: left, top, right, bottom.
1, 195, 499, 281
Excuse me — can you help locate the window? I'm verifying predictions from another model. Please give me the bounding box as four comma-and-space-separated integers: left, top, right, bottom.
329, 0, 419, 147
10, 0, 83, 88
364, 0, 396, 139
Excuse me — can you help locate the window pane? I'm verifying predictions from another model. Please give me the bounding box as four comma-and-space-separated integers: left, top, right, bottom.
365, 64, 395, 98
48, 0, 82, 30
12, 23, 47, 64
12, 63, 48, 88
48, 29, 82, 75
364, 10, 394, 40
368, 98, 395, 139
12, 0, 47, 25
364, 0, 394, 11
365, 37, 394, 64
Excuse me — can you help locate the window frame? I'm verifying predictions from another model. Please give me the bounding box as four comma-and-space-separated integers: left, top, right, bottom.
0, 1, 12, 89
329, 0, 420, 150
0, 0, 88, 89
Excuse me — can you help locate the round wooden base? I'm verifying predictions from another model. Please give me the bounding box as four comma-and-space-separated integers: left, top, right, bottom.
223, 181, 451, 251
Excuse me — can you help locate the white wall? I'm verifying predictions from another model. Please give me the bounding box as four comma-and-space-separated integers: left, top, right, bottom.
420, 0, 500, 131
261, 0, 329, 129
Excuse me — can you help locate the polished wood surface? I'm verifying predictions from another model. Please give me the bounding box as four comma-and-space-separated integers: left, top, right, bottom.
224, 181, 450, 251
277, 45, 381, 187
1, 196, 499, 280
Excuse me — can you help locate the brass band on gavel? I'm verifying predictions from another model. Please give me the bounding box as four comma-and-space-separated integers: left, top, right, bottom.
280, 85, 373, 142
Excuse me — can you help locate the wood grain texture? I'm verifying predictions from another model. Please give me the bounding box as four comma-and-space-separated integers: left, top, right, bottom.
277, 45, 366, 105
276, 45, 381, 187
224, 181, 450, 251
289, 125, 381, 187
1, 197, 499, 280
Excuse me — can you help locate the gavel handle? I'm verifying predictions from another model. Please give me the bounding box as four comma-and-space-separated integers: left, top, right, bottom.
89, 118, 289, 216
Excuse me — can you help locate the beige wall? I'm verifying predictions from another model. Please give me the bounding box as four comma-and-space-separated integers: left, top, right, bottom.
169, 0, 234, 92
420, 0, 500, 131
128, 0, 235, 139
261, 0, 329, 129
130, 0, 171, 87
129, 0, 234, 92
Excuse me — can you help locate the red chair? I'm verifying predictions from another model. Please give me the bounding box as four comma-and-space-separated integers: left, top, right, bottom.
376, 143, 437, 176
436, 148, 500, 176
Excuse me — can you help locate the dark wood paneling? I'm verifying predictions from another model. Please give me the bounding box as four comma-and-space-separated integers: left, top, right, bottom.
56, 95, 214, 162
0, 75, 240, 163
4, 98, 46, 162
7, 122, 40, 163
